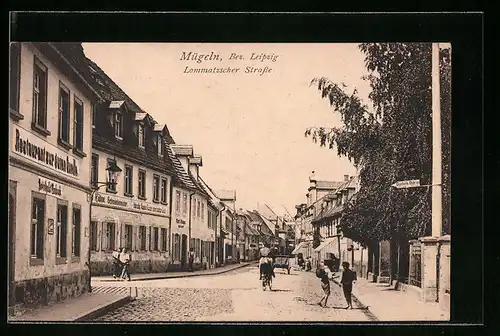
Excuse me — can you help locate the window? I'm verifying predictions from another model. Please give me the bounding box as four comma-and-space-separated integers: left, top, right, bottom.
58, 83, 71, 144
173, 234, 180, 261
182, 193, 188, 215
114, 112, 123, 139
161, 178, 167, 203
30, 195, 45, 259
104, 222, 116, 251
153, 227, 159, 251
73, 97, 84, 152
208, 210, 212, 229
56, 202, 68, 258
138, 124, 145, 148
161, 228, 167, 251
197, 200, 201, 218
124, 165, 133, 195
91, 103, 96, 128
32, 57, 48, 130
139, 226, 147, 250
192, 199, 197, 218
153, 175, 160, 202
138, 170, 146, 199
201, 203, 205, 220
90, 221, 98, 251
157, 135, 164, 156
91, 154, 99, 188
106, 159, 118, 193
72, 206, 81, 257
125, 224, 133, 250
175, 190, 181, 213
10, 43, 21, 113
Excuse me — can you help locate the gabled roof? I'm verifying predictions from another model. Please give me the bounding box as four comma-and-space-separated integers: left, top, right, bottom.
170, 145, 194, 157
188, 172, 211, 199
214, 190, 236, 201
189, 156, 203, 166
315, 181, 344, 190
165, 142, 197, 190
198, 176, 221, 210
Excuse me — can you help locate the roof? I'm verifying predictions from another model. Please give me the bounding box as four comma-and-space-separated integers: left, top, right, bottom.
93, 134, 176, 176
291, 241, 309, 255
214, 189, 236, 201
166, 143, 197, 190
315, 181, 344, 190
170, 145, 194, 157
188, 172, 211, 199
154, 124, 166, 132
189, 156, 203, 166
253, 211, 275, 233
134, 112, 149, 121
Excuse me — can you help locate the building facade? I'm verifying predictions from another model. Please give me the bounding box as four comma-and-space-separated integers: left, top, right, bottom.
85, 58, 175, 276
9, 43, 101, 308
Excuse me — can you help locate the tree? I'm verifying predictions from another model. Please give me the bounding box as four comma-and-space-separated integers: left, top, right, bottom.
306, 43, 451, 247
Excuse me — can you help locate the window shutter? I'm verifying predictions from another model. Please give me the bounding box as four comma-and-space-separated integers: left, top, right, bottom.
148, 226, 152, 251
121, 223, 126, 249
100, 222, 105, 251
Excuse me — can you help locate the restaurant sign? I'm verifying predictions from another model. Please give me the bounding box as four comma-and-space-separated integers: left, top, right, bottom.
12, 127, 80, 180
94, 192, 168, 217
38, 177, 63, 197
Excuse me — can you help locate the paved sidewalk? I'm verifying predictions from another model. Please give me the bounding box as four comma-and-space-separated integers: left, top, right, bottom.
92, 261, 257, 282
8, 292, 132, 322
331, 273, 449, 321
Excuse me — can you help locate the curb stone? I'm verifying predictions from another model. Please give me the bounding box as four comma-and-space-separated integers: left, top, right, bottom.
74, 295, 134, 321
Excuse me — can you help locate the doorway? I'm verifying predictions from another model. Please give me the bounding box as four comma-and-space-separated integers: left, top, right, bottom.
181, 234, 187, 268
8, 181, 17, 310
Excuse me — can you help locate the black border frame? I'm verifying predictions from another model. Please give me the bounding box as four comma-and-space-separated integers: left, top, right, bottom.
7, 11, 484, 335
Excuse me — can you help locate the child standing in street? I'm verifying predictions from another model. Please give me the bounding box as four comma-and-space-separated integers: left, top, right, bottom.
112, 248, 122, 279
316, 261, 333, 308
119, 247, 132, 281
339, 261, 357, 309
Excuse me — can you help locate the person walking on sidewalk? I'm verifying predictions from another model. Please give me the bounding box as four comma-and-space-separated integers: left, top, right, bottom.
316, 261, 333, 308
119, 248, 132, 281
339, 261, 357, 309
188, 248, 195, 272
112, 248, 122, 279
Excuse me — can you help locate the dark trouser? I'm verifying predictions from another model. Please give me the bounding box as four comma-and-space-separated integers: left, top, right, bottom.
121, 264, 131, 280
113, 262, 122, 277
342, 283, 353, 304
188, 259, 194, 271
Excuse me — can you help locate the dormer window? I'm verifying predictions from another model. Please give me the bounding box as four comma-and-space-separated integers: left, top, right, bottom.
138, 123, 145, 148
157, 134, 163, 156
114, 112, 123, 139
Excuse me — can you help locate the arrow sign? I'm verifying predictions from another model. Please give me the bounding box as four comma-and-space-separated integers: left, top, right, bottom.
391, 179, 421, 189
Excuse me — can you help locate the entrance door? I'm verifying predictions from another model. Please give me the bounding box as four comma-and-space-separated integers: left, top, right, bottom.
8, 181, 16, 309
181, 234, 187, 268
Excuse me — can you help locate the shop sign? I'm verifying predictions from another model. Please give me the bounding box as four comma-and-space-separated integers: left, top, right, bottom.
94, 192, 168, 216
47, 218, 54, 235
38, 177, 63, 197
12, 127, 80, 180
176, 218, 186, 228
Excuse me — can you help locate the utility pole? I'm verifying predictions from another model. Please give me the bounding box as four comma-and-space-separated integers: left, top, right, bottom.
431, 42, 443, 237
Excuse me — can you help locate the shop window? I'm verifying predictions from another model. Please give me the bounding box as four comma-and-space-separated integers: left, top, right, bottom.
58, 83, 71, 146
103, 222, 116, 251
153, 175, 160, 202
153, 227, 159, 251
161, 228, 167, 251
161, 178, 167, 204
125, 224, 133, 250
32, 57, 48, 132
73, 96, 84, 153
56, 201, 68, 259
138, 170, 146, 199
30, 194, 45, 260
90, 221, 98, 251
124, 165, 133, 196
72, 206, 81, 257
139, 225, 147, 250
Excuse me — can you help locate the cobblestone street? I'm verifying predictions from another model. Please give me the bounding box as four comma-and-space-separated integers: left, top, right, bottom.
93, 265, 373, 322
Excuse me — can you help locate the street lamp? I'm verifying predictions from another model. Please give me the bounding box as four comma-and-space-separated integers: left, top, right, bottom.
86, 158, 122, 293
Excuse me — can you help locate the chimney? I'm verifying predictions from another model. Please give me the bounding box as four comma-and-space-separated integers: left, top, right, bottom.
309, 170, 316, 182
344, 174, 350, 182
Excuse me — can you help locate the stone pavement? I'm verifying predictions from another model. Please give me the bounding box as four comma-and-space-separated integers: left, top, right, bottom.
92, 261, 256, 282
331, 273, 449, 321
8, 291, 132, 322
94, 265, 373, 322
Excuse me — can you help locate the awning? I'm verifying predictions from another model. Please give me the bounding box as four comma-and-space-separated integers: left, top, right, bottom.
313, 237, 337, 253
291, 242, 308, 255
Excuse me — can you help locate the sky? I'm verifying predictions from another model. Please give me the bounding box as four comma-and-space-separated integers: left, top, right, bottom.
82, 43, 372, 216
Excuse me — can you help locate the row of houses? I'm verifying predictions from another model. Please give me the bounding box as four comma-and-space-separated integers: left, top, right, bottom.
293, 170, 450, 312
8, 42, 283, 311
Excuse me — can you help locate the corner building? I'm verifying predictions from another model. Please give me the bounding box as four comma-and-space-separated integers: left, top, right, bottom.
85, 58, 175, 275
9, 43, 101, 309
